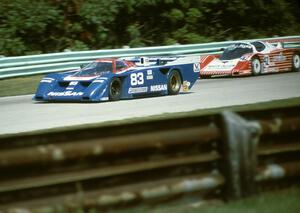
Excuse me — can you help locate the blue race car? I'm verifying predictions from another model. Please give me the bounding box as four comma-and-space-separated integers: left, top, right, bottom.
34, 56, 200, 102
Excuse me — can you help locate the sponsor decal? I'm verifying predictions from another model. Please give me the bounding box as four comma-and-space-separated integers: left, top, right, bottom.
147, 75, 153, 80
93, 79, 105, 83
69, 81, 78, 86
230, 43, 252, 49
128, 87, 148, 94
100, 97, 109, 101
264, 67, 278, 72
48, 91, 83, 97
206, 62, 236, 71
40, 78, 54, 83
203, 58, 240, 72
64, 76, 96, 81
193, 63, 200, 72
150, 84, 167, 92
273, 52, 286, 62
183, 81, 191, 92
146, 69, 154, 80
41, 79, 53, 83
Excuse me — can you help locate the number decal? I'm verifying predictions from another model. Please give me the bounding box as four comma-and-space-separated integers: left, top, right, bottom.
130, 72, 144, 86
263, 56, 270, 67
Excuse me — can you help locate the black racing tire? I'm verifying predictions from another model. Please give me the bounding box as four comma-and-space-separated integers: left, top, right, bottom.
109, 78, 122, 101
167, 70, 182, 95
251, 57, 261, 76
292, 53, 300, 72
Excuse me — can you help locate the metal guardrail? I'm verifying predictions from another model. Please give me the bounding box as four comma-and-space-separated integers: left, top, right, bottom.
0, 105, 299, 211
0, 36, 299, 79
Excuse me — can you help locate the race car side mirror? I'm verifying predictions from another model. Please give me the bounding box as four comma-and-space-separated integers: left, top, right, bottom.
220, 48, 225, 51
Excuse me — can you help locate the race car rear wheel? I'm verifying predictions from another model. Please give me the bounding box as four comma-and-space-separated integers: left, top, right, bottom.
109, 78, 121, 101
251, 57, 261, 76
167, 70, 182, 95
292, 53, 300, 72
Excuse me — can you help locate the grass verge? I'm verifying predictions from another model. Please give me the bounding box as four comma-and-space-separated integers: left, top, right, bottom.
0, 75, 43, 97
109, 187, 300, 213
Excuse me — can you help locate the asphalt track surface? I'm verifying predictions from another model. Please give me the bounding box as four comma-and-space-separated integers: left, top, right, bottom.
1, 71, 300, 135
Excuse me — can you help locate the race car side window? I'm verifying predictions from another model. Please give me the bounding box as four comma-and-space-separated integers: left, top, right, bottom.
96, 62, 113, 72
73, 62, 113, 77
251, 41, 266, 52
116, 61, 128, 71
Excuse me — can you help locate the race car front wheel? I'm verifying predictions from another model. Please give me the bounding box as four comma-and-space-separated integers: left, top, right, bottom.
251, 58, 261, 76
167, 70, 182, 95
109, 78, 121, 101
292, 53, 300, 72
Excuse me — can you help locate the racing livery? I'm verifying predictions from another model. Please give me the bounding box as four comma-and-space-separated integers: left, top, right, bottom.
34, 56, 200, 102
200, 41, 300, 77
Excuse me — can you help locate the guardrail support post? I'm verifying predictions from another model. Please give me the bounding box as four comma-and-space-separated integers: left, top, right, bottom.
220, 111, 261, 200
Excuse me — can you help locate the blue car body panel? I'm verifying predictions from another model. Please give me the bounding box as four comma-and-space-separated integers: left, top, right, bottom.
34, 56, 200, 102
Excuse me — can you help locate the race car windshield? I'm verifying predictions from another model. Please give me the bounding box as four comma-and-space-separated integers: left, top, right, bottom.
74, 62, 112, 77
220, 43, 253, 60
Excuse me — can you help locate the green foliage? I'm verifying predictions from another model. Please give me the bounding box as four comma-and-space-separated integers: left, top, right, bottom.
0, 74, 43, 97
106, 187, 300, 213
0, 0, 299, 56
126, 24, 145, 47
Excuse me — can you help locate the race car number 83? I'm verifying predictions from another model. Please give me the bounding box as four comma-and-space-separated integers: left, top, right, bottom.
130, 72, 144, 86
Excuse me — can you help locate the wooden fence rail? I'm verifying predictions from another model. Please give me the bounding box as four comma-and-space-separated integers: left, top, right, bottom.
0, 106, 299, 212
